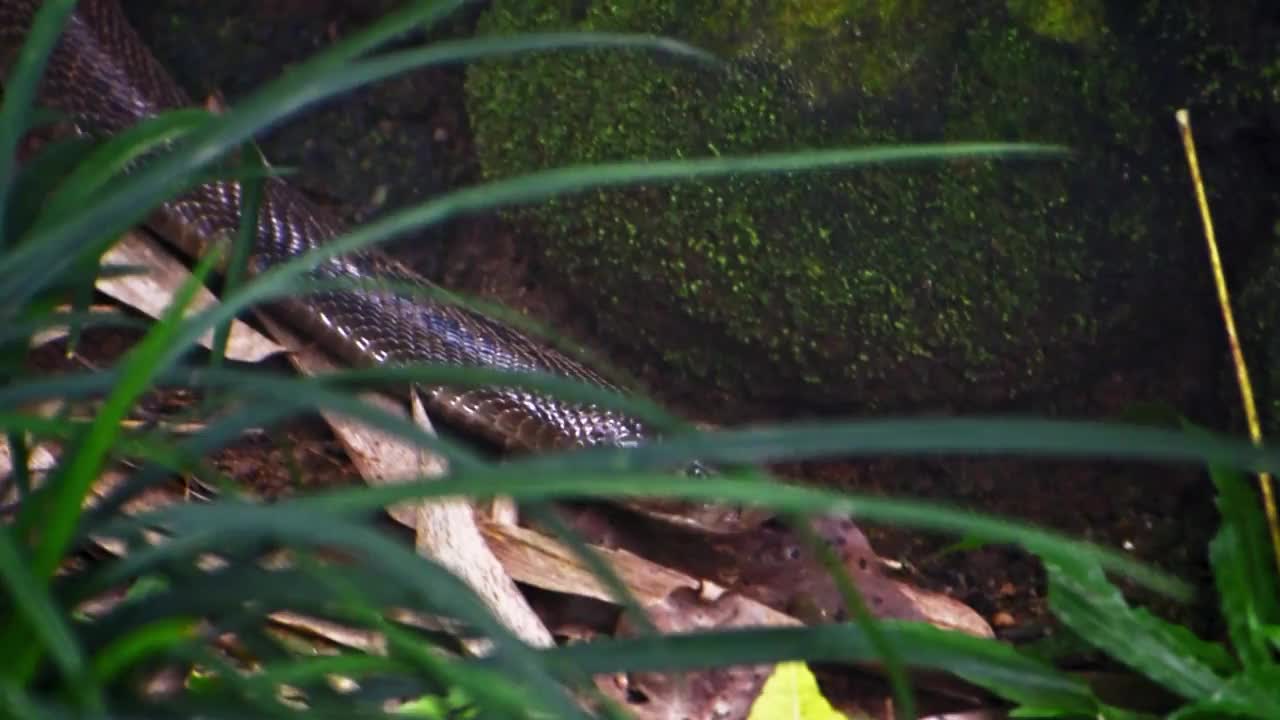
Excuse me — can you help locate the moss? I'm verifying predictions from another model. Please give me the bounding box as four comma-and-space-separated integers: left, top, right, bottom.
465, 0, 1170, 408
1005, 0, 1105, 45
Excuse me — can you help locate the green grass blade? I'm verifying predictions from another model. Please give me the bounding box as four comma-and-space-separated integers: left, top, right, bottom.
33, 109, 211, 228
0, 680, 48, 720
4, 135, 96, 242
0, 362, 687, 446
378, 619, 576, 720
3, 431, 31, 503
0, 250, 223, 686
785, 514, 916, 719
521, 504, 660, 637
511, 417, 1280, 475
0, 527, 96, 710
522, 622, 1099, 714
82, 501, 587, 717
256, 654, 415, 688
263, 470, 1191, 597
27, 248, 222, 582
0, 30, 712, 308
88, 617, 196, 685
0, 0, 80, 243
0, 308, 147, 346
207, 143, 265, 374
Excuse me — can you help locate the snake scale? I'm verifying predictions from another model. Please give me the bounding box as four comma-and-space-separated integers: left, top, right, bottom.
2, 0, 761, 533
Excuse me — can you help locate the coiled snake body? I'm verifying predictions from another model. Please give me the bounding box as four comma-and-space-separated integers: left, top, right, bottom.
2, 0, 756, 532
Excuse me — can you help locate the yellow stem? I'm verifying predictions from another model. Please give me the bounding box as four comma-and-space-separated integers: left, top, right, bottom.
1176, 108, 1280, 577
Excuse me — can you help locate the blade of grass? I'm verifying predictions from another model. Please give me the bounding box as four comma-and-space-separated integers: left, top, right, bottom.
276, 470, 1190, 598
34, 108, 211, 227
1, 248, 224, 685
378, 607, 580, 719
0, 30, 715, 307
511, 417, 1280, 475
520, 503, 659, 637
0, 0, 81, 244
1169, 667, 1280, 719
785, 513, 915, 720
177, 143, 1067, 364
0, 307, 148, 346
77, 501, 588, 718
3, 431, 31, 504
0, 680, 47, 720
4, 135, 96, 242
89, 617, 197, 685
207, 143, 265, 376
515, 622, 1099, 714
257, 654, 415, 688
26, 247, 223, 579
0, 363, 688, 447
0, 527, 97, 711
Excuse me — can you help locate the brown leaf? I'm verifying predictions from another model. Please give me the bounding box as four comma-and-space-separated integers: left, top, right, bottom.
600, 587, 797, 720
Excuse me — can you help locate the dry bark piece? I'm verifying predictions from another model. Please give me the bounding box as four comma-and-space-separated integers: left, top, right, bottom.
258, 314, 553, 650
480, 520, 701, 606
28, 304, 120, 349
97, 231, 284, 362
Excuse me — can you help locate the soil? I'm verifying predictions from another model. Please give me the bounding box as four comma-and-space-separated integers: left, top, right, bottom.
44, 0, 1276, 713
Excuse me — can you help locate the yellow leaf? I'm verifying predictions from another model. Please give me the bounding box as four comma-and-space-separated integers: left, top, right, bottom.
747, 662, 849, 720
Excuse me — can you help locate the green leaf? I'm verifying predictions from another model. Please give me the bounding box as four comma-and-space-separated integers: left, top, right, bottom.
3, 135, 96, 242
748, 662, 848, 720
34, 109, 211, 229
1207, 465, 1280, 670
1167, 665, 1280, 719
1046, 555, 1229, 700
0, 0, 81, 243
0, 527, 95, 709
207, 141, 265, 375
89, 617, 196, 685
1011, 703, 1153, 719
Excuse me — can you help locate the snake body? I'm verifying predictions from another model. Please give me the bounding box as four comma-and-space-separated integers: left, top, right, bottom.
2, 0, 759, 531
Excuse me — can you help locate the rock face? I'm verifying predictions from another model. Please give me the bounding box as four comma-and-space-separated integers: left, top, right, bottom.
464, 0, 1186, 411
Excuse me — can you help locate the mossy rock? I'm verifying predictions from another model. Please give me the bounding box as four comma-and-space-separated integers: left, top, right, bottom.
464, 0, 1177, 409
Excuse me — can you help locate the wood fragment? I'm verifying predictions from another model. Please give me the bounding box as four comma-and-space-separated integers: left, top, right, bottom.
258, 314, 553, 651
95, 230, 284, 362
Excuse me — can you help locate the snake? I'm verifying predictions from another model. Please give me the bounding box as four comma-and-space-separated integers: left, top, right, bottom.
1, 0, 765, 533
